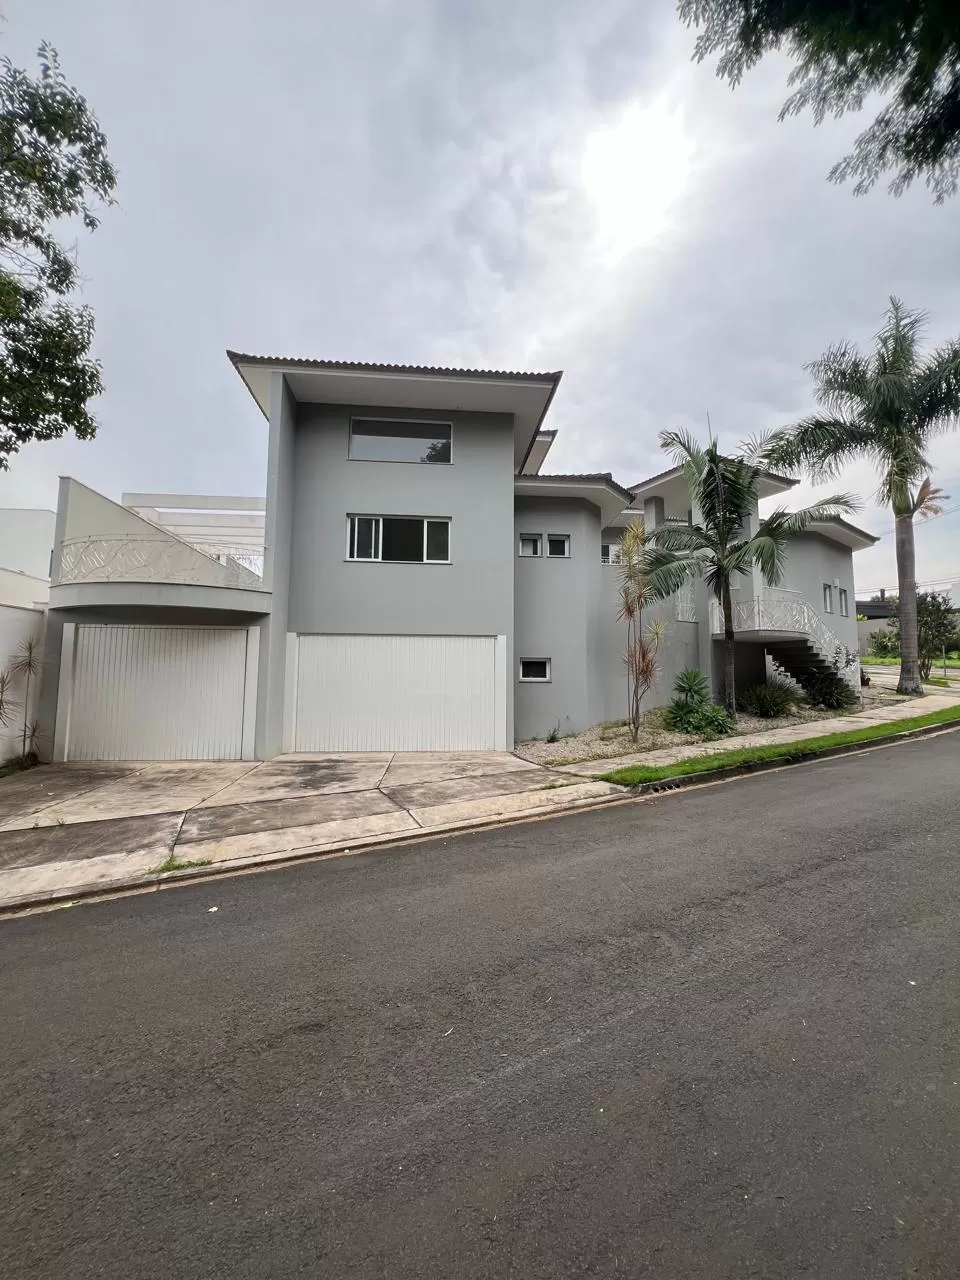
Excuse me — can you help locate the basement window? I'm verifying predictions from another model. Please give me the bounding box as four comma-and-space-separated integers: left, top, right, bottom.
520, 658, 551, 682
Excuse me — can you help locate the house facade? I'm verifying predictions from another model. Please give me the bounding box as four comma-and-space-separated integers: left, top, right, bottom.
33, 355, 875, 761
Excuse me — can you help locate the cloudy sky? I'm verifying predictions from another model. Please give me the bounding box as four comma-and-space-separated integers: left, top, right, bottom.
2, 0, 960, 596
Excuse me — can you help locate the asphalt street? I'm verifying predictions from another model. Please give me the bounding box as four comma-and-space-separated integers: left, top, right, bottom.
3, 730, 960, 1279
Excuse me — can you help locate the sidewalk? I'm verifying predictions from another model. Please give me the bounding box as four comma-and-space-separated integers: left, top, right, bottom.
558, 691, 960, 776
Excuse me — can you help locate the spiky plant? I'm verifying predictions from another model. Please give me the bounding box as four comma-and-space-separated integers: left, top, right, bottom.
759, 298, 960, 695
641, 430, 857, 715
618, 517, 665, 742
8, 636, 41, 760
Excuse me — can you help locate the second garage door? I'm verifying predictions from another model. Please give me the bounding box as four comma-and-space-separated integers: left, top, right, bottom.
67, 625, 249, 760
294, 634, 499, 751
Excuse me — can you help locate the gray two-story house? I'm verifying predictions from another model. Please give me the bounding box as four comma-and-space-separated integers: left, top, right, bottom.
36, 354, 875, 761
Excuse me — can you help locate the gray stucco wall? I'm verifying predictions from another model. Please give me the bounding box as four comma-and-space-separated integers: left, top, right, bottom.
286, 401, 516, 743
513, 497, 603, 740
779, 534, 860, 655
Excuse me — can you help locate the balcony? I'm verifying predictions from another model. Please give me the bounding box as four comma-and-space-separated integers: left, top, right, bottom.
55, 537, 264, 590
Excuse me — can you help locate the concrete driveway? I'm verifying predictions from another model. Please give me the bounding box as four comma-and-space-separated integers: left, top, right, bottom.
0, 753, 621, 908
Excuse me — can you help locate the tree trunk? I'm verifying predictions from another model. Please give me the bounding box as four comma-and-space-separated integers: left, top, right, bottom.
895, 511, 923, 695
721, 580, 737, 716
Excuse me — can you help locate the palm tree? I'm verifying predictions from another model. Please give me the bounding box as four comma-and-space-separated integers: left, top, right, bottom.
641, 430, 857, 715
759, 297, 960, 695
9, 636, 42, 760
617, 517, 665, 742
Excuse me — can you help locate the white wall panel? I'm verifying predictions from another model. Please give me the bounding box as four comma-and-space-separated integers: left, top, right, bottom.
295, 634, 498, 751
68, 625, 247, 760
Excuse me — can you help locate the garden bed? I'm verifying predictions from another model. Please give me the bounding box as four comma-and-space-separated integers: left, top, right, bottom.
515, 683, 911, 767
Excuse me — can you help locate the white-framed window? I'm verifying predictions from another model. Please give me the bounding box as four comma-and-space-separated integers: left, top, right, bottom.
601, 542, 622, 565
519, 657, 551, 682
838, 587, 849, 617
546, 534, 570, 558
823, 583, 834, 613
519, 534, 542, 558
347, 515, 450, 563
348, 418, 451, 464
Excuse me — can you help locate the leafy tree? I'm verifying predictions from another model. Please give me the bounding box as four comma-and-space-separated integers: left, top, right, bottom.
617, 517, 665, 743
893, 590, 960, 679
641, 429, 855, 715
869, 627, 899, 658
0, 42, 116, 470
758, 297, 960, 696
678, 0, 960, 200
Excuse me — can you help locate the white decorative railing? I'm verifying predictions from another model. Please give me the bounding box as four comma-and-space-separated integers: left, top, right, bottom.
675, 582, 697, 623
56, 537, 264, 590
710, 588, 860, 687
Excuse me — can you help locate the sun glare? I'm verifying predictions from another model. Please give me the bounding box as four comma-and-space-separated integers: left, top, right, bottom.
581, 98, 694, 263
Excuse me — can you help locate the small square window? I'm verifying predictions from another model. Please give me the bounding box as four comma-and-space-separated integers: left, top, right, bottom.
520, 658, 551, 682
547, 535, 570, 558
838, 588, 849, 617
823, 583, 834, 614
519, 534, 542, 558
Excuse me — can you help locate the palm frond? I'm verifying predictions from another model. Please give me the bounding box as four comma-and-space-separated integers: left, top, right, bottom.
646, 521, 714, 554
913, 339, 960, 436
912, 476, 949, 519
760, 415, 873, 482
8, 636, 41, 679
805, 342, 872, 415
640, 546, 703, 601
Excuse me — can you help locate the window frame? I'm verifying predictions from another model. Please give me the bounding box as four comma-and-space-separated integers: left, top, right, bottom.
601, 542, 622, 566
838, 587, 849, 617
345, 515, 451, 564
518, 533, 543, 558
546, 534, 571, 559
347, 416, 453, 465
823, 583, 834, 614
519, 657, 551, 683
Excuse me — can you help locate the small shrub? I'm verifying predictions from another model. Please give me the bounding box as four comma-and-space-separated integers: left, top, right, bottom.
860, 669, 871, 687
802, 670, 858, 709
664, 699, 734, 737
672, 668, 710, 705
869, 628, 899, 658
737, 679, 796, 719
546, 722, 560, 743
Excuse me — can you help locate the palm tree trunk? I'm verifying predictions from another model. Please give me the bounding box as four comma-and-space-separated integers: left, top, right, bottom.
721, 579, 737, 716
895, 510, 923, 695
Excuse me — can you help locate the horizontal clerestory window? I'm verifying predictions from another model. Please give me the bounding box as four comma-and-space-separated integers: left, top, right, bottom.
348, 418, 451, 464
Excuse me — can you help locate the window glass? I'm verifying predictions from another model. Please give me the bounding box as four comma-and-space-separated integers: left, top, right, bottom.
349, 419, 451, 464
547, 535, 569, 558
519, 535, 541, 557
352, 516, 378, 560
839, 588, 849, 616
382, 517, 426, 562
823, 583, 834, 613
426, 520, 450, 562
520, 658, 550, 681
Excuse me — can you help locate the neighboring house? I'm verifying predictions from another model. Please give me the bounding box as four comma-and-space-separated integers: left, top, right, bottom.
856, 591, 897, 655
35, 355, 877, 762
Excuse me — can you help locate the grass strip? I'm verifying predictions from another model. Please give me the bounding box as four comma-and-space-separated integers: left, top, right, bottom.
598, 703, 960, 787
864, 655, 960, 668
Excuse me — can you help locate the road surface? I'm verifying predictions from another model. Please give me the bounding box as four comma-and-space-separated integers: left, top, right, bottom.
3, 730, 960, 1278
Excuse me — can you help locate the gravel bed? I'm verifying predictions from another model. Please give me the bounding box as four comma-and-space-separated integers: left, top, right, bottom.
516, 684, 911, 767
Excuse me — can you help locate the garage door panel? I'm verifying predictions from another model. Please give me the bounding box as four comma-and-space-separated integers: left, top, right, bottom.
295, 635, 496, 752
69, 625, 247, 760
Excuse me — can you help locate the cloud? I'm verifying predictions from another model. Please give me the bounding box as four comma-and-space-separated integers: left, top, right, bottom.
1, 0, 959, 595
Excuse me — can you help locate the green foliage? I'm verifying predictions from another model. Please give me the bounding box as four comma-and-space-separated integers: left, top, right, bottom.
546, 722, 560, 744
799, 670, 859, 710
736, 679, 797, 718
618, 517, 665, 743
892, 590, 960, 679
641, 430, 854, 714
759, 297, 960, 696
0, 43, 116, 469
598, 704, 960, 787
870, 628, 900, 658
663, 667, 735, 736
678, 0, 960, 200
672, 667, 710, 705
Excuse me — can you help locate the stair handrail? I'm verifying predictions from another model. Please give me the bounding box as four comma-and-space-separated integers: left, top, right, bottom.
710, 589, 860, 685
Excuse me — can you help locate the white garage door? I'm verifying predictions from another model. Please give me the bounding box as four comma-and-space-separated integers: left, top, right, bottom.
294, 635, 499, 751
68, 625, 248, 760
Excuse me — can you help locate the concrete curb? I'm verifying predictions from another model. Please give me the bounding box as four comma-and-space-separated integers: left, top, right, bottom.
609, 718, 960, 798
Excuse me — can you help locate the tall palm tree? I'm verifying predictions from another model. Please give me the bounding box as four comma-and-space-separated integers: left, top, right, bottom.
759, 297, 960, 695
641, 430, 856, 715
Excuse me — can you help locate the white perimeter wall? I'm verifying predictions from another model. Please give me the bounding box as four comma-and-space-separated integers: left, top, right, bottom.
0, 604, 44, 760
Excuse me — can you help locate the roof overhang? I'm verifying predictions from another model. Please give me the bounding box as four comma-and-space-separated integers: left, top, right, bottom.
514, 475, 634, 526
520, 429, 557, 476
804, 518, 879, 551
629, 464, 798, 513
227, 352, 562, 472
